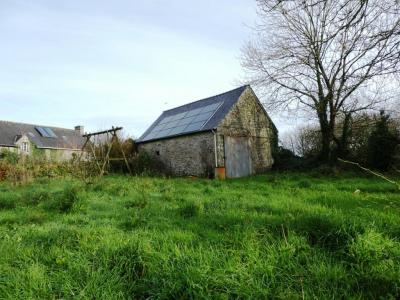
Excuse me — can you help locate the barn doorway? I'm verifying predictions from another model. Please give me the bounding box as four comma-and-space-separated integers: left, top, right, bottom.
224, 136, 252, 178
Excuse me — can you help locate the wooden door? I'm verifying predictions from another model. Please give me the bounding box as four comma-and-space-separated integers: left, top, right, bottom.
224, 136, 252, 178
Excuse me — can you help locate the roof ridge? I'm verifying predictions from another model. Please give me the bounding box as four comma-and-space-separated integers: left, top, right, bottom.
163, 85, 249, 113
0, 119, 76, 131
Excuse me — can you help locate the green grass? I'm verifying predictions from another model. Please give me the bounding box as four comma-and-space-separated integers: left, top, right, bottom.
0, 172, 399, 299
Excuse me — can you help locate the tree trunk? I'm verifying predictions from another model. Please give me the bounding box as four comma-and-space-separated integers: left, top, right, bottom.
336, 113, 352, 159
318, 110, 332, 162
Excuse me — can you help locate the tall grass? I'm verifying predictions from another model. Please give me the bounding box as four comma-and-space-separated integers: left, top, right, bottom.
0, 172, 399, 299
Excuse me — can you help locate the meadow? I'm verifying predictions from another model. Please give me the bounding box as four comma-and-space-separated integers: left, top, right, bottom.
0, 172, 399, 299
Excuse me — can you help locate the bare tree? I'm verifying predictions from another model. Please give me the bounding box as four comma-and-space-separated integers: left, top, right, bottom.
281, 125, 321, 157
242, 0, 400, 161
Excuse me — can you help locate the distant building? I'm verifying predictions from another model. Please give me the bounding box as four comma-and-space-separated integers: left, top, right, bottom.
136, 86, 278, 178
0, 121, 85, 161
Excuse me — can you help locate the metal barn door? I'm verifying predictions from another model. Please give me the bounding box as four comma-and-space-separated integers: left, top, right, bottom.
224, 136, 252, 178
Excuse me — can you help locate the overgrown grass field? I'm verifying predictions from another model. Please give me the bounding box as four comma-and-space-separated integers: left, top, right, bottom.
0, 172, 399, 299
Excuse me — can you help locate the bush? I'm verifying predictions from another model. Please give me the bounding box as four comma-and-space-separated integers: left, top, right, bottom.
129, 152, 169, 176
0, 150, 78, 184
367, 111, 400, 171
0, 149, 20, 165
311, 164, 340, 177
0, 161, 12, 181
273, 147, 318, 170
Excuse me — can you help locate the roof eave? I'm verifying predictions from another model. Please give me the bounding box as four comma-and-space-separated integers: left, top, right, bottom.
36, 146, 83, 151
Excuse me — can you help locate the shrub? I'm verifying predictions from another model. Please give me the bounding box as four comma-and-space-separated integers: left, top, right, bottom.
367, 111, 400, 171
0, 149, 20, 165
129, 152, 169, 176
0, 161, 12, 181
0, 150, 77, 184
273, 147, 319, 171
310, 164, 339, 177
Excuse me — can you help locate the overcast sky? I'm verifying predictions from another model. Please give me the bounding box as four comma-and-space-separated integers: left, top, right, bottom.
0, 0, 294, 137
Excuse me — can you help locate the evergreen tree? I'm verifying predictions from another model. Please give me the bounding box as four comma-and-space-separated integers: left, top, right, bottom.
367, 111, 399, 171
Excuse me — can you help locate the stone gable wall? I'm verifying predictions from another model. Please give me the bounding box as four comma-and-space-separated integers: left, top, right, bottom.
216, 88, 277, 173
138, 132, 215, 177
15, 135, 31, 155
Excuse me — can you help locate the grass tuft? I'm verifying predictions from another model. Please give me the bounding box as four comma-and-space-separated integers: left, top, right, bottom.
180, 199, 204, 218
41, 184, 82, 213
0, 193, 17, 210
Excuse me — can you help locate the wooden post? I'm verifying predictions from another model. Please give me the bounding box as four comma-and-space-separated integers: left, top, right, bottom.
78, 127, 131, 178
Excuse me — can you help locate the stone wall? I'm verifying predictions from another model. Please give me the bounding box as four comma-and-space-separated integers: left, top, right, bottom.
42, 148, 81, 161
0, 144, 81, 162
0, 146, 17, 154
216, 87, 277, 173
138, 132, 215, 177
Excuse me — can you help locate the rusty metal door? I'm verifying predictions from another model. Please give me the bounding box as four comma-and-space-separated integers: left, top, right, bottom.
224, 136, 252, 178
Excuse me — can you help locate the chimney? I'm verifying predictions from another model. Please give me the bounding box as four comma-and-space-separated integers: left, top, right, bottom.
75, 126, 84, 136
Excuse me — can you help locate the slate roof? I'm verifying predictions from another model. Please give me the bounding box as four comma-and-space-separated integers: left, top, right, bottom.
0, 120, 85, 150
137, 85, 250, 143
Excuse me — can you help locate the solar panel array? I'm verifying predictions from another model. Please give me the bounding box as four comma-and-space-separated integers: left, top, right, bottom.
35, 127, 57, 138
143, 102, 223, 141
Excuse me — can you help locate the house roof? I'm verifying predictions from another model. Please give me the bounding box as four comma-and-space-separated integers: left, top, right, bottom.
137, 85, 249, 143
0, 120, 85, 150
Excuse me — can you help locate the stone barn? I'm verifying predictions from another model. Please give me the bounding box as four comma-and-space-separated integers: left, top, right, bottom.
0, 121, 85, 161
136, 85, 278, 178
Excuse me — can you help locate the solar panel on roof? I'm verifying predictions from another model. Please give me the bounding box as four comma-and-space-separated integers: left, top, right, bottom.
193, 111, 214, 123
142, 101, 224, 141
169, 125, 187, 135
202, 103, 221, 112
185, 107, 203, 117
43, 127, 57, 138
184, 122, 204, 133
36, 127, 49, 137
35, 126, 57, 138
